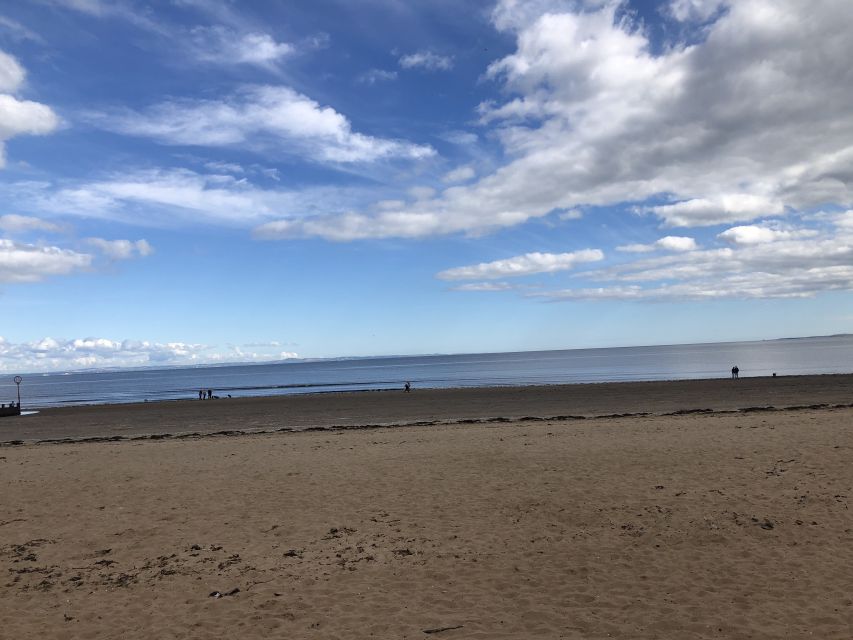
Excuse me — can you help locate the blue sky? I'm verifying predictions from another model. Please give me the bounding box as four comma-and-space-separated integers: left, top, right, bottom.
1, 0, 852, 372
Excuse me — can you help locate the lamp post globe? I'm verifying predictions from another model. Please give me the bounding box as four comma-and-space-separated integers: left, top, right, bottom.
13, 376, 22, 406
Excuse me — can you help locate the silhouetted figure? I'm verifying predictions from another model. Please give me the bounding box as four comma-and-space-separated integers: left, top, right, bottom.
404, 381, 411, 393
731, 366, 739, 380
199, 389, 204, 400
207, 389, 213, 399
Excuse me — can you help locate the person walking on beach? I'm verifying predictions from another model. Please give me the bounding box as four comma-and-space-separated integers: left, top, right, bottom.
207, 389, 213, 399
404, 381, 411, 393
731, 366, 739, 380
199, 389, 204, 400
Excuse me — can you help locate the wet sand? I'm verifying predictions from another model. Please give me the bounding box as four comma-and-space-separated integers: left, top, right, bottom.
1, 377, 853, 638
4, 373, 853, 442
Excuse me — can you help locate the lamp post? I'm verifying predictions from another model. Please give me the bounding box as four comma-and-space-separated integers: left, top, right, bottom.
13, 376, 22, 408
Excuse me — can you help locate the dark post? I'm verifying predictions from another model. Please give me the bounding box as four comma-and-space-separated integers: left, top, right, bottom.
13, 376, 22, 407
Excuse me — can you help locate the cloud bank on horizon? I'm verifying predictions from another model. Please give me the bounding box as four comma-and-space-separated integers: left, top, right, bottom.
1, 0, 853, 371
0, 335, 299, 373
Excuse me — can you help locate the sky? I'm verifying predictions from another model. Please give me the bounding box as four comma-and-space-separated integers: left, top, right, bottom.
1, 0, 853, 373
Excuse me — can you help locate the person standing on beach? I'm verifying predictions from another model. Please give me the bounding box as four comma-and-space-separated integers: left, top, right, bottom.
207, 389, 213, 399
404, 381, 411, 393
731, 366, 739, 379
199, 389, 204, 400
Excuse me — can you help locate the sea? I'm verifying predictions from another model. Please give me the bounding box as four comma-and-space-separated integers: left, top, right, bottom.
4, 335, 853, 409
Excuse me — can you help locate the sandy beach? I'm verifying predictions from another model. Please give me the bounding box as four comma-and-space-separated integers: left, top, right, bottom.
2, 377, 853, 638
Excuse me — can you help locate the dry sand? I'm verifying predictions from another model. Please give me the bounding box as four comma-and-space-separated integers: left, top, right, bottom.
1, 378, 853, 638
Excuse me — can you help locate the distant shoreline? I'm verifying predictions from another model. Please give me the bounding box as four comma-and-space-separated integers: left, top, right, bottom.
12, 369, 853, 411
9, 332, 853, 378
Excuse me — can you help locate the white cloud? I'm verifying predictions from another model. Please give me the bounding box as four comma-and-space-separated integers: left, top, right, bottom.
357, 68, 398, 84
669, 0, 727, 22
189, 27, 293, 68
0, 50, 25, 92
657, 236, 698, 251
557, 209, 582, 221
0, 238, 92, 283
399, 51, 454, 71
647, 195, 785, 227
440, 130, 479, 146
476, 0, 853, 226
718, 224, 817, 245
447, 215, 853, 301
86, 237, 154, 259
0, 50, 59, 167
450, 282, 519, 292
828, 210, 853, 229
408, 186, 436, 200
542, 217, 853, 300
618, 236, 698, 253
0, 214, 62, 234
46, 0, 110, 16
442, 165, 475, 183
39, 0, 167, 34
7, 168, 375, 230
0, 335, 300, 372
437, 249, 603, 280
538, 265, 853, 301
203, 160, 244, 175
88, 85, 434, 164
253, 212, 441, 242
269, 1, 853, 241
489, 0, 592, 32
47, 170, 274, 223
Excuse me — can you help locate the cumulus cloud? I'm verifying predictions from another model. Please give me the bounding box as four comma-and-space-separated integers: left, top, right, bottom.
718, 224, 817, 245
618, 236, 697, 253
437, 249, 603, 280
258, 0, 853, 241
478, 0, 853, 224
646, 195, 785, 227
0, 335, 299, 372
86, 237, 154, 259
0, 336, 205, 372
189, 27, 293, 67
0, 238, 92, 283
0, 50, 25, 92
0, 233, 154, 283
0, 214, 62, 234
88, 85, 434, 164
399, 51, 454, 71
537, 217, 853, 300
447, 214, 853, 301
0, 50, 59, 167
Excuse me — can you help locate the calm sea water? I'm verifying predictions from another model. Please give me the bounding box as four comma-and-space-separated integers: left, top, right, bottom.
4, 335, 853, 408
